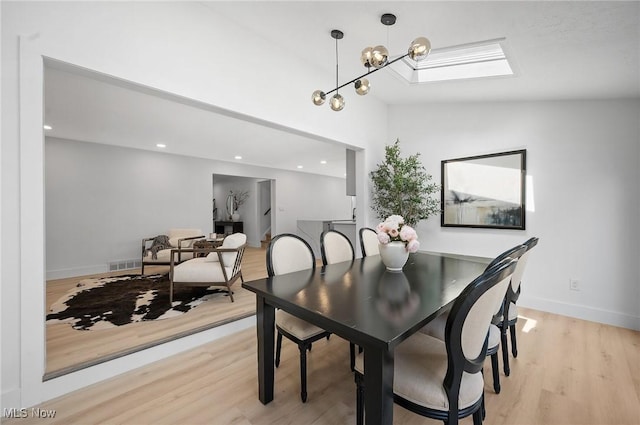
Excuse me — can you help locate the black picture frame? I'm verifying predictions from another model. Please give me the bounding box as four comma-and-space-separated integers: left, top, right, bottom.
441, 149, 526, 230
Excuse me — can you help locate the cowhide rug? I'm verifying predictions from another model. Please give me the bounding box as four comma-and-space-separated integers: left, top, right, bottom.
47, 274, 232, 330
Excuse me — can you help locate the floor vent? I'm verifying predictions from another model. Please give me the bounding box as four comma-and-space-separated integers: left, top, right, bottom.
108, 259, 142, 272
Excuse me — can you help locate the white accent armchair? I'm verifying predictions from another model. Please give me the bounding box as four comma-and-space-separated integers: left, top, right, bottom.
169, 233, 247, 303
141, 228, 205, 275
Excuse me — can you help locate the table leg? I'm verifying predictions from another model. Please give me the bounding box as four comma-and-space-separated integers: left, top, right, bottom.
256, 295, 275, 404
363, 346, 394, 425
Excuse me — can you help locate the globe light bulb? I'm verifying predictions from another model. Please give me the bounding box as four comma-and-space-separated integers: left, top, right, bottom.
355, 78, 370, 95
371, 45, 389, 68
408, 37, 431, 62
360, 47, 374, 68
330, 93, 345, 111
312, 90, 326, 106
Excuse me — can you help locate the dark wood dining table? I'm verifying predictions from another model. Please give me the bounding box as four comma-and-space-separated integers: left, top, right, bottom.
241, 251, 490, 425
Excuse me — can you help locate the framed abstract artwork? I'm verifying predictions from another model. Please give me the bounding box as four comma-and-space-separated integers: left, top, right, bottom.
441, 149, 526, 229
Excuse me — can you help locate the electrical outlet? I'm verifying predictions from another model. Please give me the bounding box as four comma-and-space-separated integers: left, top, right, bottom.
570, 278, 580, 291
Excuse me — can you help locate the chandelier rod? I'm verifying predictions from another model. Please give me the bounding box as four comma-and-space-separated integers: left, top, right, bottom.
335, 33, 340, 92
323, 53, 409, 97
312, 13, 431, 111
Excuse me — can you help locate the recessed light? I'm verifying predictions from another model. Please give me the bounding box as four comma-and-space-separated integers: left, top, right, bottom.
156, 143, 166, 148
43, 125, 52, 130
297, 165, 303, 169
235, 155, 242, 160
320, 160, 327, 164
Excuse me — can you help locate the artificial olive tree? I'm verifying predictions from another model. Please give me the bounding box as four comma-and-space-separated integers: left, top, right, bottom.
370, 140, 440, 227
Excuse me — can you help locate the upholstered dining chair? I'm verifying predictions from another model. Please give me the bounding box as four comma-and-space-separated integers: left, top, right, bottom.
359, 227, 380, 257
320, 229, 355, 266
169, 232, 246, 303
320, 229, 361, 370
420, 244, 527, 394
267, 233, 331, 403
496, 236, 539, 376
485, 244, 528, 389
354, 258, 517, 425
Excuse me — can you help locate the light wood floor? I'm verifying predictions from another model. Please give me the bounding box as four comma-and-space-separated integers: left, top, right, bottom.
45, 247, 268, 377
17, 307, 640, 425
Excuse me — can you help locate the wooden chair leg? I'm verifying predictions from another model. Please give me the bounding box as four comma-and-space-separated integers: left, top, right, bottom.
491, 352, 501, 393
227, 284, 234, 302
355, 373, 364, 425
501, 330, 511, 376
275, 332, 283, 367
510, 324, 518, 357
299, 344, 308, 403
473, 407, 483, 425
350, 343, 356, 371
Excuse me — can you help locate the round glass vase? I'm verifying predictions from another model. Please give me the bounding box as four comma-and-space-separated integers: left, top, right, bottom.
378, 241, 410, 272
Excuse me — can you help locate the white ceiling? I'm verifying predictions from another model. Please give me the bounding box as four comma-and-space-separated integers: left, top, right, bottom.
44, 1, 639, 178
44, 63, 349, 178
208, 1, 639, 103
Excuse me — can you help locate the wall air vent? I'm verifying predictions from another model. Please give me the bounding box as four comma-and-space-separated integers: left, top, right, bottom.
108, 259, 142, 272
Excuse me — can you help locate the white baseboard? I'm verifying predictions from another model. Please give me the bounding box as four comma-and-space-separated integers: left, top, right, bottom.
1, 388, 22, 411
247, 240, 261, 249
46, 265, 108, 280
520, 295, 640, 331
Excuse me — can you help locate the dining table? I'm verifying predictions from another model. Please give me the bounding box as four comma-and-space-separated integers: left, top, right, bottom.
241, 251, 490, 425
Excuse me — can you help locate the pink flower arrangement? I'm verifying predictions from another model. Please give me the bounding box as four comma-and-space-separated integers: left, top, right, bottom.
376, 215, 420, 253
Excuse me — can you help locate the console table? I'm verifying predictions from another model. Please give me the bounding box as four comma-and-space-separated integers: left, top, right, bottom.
214, 221, 243, 235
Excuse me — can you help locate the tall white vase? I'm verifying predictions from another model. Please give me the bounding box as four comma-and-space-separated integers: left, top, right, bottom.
378, 241, 409, 272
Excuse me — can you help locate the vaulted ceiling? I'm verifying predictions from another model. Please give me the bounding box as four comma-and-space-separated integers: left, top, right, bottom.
44, 1, 639, 178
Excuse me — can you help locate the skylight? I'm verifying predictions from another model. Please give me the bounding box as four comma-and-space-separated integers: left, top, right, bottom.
388, 38, 514, 83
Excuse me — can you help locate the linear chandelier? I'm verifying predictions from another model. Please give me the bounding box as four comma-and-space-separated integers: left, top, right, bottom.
312, 13, 431, 111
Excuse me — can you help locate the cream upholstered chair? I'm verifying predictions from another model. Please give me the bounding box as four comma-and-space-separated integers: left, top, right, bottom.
354, 258, 517, 425
320, 229, 355, 265
320, 229, 361, 370
169, 233, 246, 303
421, 244, 527, 394
267, 233, 330, 403
496, 237, 539, 376
359, 227, 380, 257
483, 244, 527, 392
141, 228, 205, 275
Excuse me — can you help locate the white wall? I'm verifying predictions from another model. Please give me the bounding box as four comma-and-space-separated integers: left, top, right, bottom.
213, 174, 276, 247
388, 99, 640, 330
258, 180, 272, 239
212, 174, 268, 248
46, 138, 352, 277
2, 2, 387, 408
45, 138, 211, 278
0, 2, 4, 418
